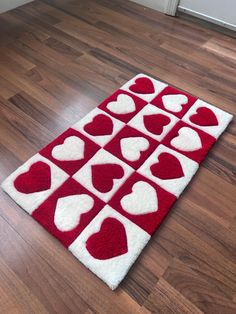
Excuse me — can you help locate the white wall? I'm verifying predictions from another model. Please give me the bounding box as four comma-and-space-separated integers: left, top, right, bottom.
179, 0, 236, 30
130, 0, 169, 13
0, 0, 33, 13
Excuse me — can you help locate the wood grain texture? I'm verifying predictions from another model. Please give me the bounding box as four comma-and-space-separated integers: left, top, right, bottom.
0, 0, 235, 313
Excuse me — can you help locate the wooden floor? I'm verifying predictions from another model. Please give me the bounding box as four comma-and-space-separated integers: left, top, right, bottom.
0, 0, 236, 313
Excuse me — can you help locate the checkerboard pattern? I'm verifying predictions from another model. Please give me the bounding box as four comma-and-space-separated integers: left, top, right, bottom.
1, 73, 233, 290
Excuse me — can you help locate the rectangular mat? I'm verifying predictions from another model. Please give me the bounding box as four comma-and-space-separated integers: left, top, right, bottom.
2, 73, 233, 290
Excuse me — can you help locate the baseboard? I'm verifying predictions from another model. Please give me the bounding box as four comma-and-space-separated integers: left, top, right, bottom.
178, 6, 236, 31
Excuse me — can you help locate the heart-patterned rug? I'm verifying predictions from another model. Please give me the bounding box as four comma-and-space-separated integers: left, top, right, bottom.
1, 73, 233, 290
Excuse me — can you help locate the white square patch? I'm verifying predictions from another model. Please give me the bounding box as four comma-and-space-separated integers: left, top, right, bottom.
182, 99, 233, 138
138, 144, 199, 197
1, 154, 69, 214
121, 73, 167, 102
128, 104, 179, 141
73, 149, 133, 202
69, 205, 150, 290
72, 108, 124, 147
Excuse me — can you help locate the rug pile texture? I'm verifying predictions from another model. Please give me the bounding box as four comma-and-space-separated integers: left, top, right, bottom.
2, 74, 233, 289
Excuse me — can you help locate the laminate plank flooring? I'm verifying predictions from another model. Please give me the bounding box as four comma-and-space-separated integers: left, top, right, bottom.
0, 0, 235, 313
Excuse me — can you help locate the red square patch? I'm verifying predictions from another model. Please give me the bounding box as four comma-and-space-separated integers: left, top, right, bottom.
161, 121, 216, 163
104, 125, 159, 169
109, 172, 176, 235
40, 128, 100, 175
32, 177, 105, 247
151, 86, 197, 118
98, 89, 147, 123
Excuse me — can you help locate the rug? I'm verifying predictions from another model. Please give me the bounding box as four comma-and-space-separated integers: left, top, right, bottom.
1, 73, 233, 290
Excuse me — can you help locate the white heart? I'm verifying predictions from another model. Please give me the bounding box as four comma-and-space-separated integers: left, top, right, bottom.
54, 195, 94, 232
120, 137, 149, 161
121, 181, 158, 215
107, 94, 136, 114
52, 136, 85, 161
162, 94, 188, 112
171, 127, 202, 151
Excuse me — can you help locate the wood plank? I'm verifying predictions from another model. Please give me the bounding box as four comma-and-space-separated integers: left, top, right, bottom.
163, 258, 236, 313
0, 216, 89, 313
143, 278, 203, 314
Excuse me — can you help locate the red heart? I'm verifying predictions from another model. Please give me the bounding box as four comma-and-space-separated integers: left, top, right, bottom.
190, 107, 218, 126
14, 161, 51, 194
151, 152, 184, 179
143, 114, 171, 135
84, 114, 113, 136
86, 217, 128, 260
92, 163, 124, 193
129, 77, 155, 94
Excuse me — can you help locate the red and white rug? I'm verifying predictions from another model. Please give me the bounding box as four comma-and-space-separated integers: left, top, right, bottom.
2, 74, 233, 290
